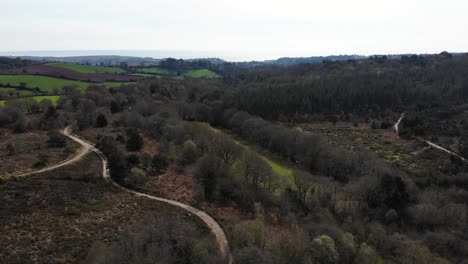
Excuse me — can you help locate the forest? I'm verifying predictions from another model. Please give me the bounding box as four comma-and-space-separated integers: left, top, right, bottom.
1, 53, 468, 264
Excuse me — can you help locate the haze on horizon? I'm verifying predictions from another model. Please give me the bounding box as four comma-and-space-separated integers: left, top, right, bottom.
1, 0, 467, 61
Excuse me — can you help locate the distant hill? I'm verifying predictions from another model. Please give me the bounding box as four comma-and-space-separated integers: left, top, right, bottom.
242, 55, 367, 67
13, 55, 160, 66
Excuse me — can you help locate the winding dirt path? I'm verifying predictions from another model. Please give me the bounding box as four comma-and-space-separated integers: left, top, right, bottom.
2, 126, 91, 179
394, 112, 405, 134
2, 125, 232, 262
64, 127, 233, 263
395, 112, 467, 162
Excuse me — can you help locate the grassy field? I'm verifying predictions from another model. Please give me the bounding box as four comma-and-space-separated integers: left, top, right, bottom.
135, 67, 220, 78
0, 87, 35, 96
131, 73, 159, 77
0, 75, 127, 92
136, 67, 174, 75
47, 62, 126, 74
0, 95, 62, 107
184, 69, 221, 78
102, 82, 132, 88
205, 124, 295, 189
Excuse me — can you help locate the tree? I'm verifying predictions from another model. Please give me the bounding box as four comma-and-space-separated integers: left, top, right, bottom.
151, 154, 168, 174
366, 175, 410, 210
125, 167, 148, 186
234, 247, 272, 264
40, 105, 60, 130
95, 113, 108, 128
310, 235, 339, 264
293, 170, 314, 203
96, 136, 128, 181
235, 150, 271, 189
193, 154, 228, 200
47, 130, 66, 148
355, 243, 382, 264
181, 139, 198, 165
231, 219, 267, 249
211, 133, 242, 166
126, 128, 143, 151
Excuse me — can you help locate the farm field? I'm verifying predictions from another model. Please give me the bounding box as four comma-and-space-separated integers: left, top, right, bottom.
135, 67, 220, 78
0, 75, 127, 92
131, 73, 158, 77
0, 95, 62, 106
184, 69, 221, 78
136, 67, 174, 75
0, 87, 36, 96
47, 62, 126, 74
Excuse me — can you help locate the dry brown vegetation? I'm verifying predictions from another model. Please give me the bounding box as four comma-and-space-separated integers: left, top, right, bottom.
0, 129, 80, 175
296, 122, 454, 177
0, 153, 215, 264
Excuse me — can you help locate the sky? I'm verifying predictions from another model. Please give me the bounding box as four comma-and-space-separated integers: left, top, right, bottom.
0, 0, 467, 61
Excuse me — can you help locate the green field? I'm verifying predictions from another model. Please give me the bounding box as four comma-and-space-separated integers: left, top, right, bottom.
131, 73, 159, 78
0, 87, 35, 96
0, 75, 126, 92
136, 67, 174, 75
183, 69, 221, 78
135, 67, 220, 78
47, 62, 126, 74
0, 95, 62, 107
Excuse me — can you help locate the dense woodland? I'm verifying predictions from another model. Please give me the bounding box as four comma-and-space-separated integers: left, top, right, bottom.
1, 53, 468, 263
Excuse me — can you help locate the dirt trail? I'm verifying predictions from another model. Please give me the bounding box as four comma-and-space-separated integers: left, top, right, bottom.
65, 127, 233, 263
395, 112, 467, 162
394, 112, 405, 134
1, 126, 91, 179
2, 125, 232, 262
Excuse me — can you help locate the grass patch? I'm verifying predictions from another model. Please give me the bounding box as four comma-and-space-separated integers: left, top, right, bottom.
135, 68, 220, 78
0, 75, 128, 92
47, 62, 126, 74
0, 95, 62, 107
31, 95, 62, 105
204, 124, 295, 187
136, 67, 174, 75
0, 87, 35, 96
131, 73, 159, 77
183, 69, 220, 78
102, 82, 131, 88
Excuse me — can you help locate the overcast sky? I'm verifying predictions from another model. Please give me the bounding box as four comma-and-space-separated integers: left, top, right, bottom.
1, 0, 467, 60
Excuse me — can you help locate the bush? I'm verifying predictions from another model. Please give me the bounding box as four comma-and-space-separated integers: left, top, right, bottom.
193, 154, 229, 201
310, 235, 339, 264
47, 130, 66, 148
33, 153, 49, 168
125, 167, 148, 186
126, 128, 143, 151
151, 154, 168, 174
180, 139, 198, 165
95, 113, 108, 128
234, 246, 272, 264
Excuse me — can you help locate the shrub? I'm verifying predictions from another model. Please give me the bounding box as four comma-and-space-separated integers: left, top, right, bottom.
126, 128, 143, 151
151, 154, 168, 174
47, 130, 66, 148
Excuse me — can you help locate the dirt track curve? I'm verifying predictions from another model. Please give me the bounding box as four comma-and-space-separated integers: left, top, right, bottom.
395, 112, 467, 162
2, 126, 91, 179
64, 126, 233, 263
